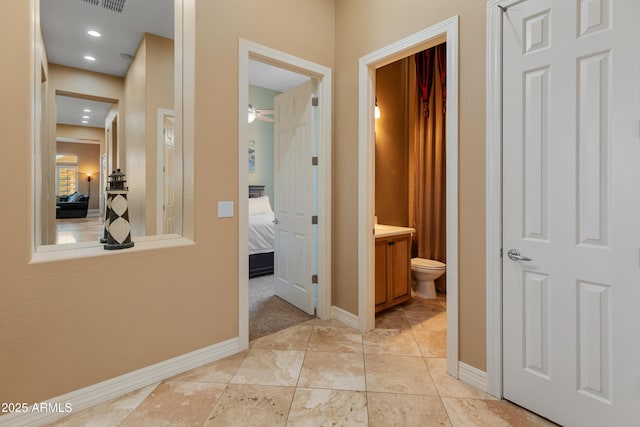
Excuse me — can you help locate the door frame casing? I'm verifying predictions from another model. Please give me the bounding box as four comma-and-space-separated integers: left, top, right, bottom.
485, 0, 522, 399
357, 16, 460, 378
238, 39, 333, 350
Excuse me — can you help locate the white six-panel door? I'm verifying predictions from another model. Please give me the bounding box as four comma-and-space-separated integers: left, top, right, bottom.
163, 113, 176, 234
502, 0, 640, 425
273, 81, 315, 315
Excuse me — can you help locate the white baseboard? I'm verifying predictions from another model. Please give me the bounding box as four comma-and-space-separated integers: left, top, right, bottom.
0, 337, 240, 427
458, 361, 488, 393
331, 305, 359, 329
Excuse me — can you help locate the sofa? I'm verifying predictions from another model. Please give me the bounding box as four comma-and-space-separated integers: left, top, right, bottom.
56, 192, 90, 219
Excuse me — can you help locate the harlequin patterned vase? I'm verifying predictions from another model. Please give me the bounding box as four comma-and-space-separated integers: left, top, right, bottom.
100, 194, 112, 244
104, 169, 134, 250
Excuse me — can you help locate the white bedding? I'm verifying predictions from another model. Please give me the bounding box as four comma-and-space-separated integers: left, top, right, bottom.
249, 212, 275, 255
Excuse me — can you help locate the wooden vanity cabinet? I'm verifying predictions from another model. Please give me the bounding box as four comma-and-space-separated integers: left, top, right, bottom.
375, 232, 412, 313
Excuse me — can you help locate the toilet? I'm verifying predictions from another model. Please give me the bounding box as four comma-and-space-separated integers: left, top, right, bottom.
410, 258, 446, 299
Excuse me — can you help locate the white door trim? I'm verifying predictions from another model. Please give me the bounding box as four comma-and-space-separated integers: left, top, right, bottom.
238, 39, 332, 350
485, 0, 520, 399
357, 16, 460, 377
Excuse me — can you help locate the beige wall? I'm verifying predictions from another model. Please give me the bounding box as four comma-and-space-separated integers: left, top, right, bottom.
123, 36, 147, 236
124, 33, 174, 237
333, 0, 487, 370
0, 0, 335, 405
145, 34, 174, 236
375, 59, 410, 227
0, 0, 489, 406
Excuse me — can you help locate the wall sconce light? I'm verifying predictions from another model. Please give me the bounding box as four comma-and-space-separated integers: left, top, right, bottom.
375, 97, 381, 120
248, 104, 257, 123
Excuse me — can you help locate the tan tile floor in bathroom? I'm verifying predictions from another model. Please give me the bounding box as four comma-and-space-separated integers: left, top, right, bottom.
48, 296, 556, 426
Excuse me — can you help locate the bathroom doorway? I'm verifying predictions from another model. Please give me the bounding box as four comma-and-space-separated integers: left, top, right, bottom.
375, 43, 448, 295
373, 39, 448, 355
358, 17, 461, 379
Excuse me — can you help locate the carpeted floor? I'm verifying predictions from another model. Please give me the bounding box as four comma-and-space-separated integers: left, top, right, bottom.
249, 275, 315, 341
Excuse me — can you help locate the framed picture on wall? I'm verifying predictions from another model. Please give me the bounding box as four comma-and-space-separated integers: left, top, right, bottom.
248, 140, 256, 173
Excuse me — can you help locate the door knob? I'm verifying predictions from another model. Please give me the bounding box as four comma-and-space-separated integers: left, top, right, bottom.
507, 249, 531, 261
272, 218, 279, 224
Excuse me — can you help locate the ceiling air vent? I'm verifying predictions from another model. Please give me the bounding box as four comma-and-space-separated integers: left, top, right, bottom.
102, 0, 126, 13
81, 0, 126, 13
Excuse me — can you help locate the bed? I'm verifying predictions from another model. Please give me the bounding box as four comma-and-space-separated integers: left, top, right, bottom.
249, 185, 275, 278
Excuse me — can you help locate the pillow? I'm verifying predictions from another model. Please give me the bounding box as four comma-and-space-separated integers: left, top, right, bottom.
248, 195, 272, 215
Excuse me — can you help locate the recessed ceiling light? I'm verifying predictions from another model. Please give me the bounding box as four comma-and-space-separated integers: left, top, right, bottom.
82, 115, 90, 119
84, 55, 96, 61
88, 30, 101, 38
81, 120, 89, 124
83, 109, 91, 112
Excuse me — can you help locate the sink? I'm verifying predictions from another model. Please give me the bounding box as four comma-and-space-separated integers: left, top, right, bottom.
374, 224, 393, 231
374, 224, 415, 238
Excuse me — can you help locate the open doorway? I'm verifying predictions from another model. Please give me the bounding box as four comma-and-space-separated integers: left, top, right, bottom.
358, 17, 461, 380
246, 62, 316, 341
372, 40, 448, 357
157, 108, 176, 234
238, 40, 333, 349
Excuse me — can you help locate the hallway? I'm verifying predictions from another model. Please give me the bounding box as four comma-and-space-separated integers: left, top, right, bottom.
48, 297, 553, 426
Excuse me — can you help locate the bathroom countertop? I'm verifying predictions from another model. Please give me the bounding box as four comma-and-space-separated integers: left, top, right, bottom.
374, 224, 415, 238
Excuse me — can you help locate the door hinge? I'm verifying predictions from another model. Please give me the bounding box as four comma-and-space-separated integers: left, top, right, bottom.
312, 97, 319, 107
312, 215, 318, 225
312, 274, 318, 284
500, 248, 503, 257
312, 156, 318, 166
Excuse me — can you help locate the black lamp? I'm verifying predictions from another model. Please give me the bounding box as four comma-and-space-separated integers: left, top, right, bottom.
86, 172, 92, 198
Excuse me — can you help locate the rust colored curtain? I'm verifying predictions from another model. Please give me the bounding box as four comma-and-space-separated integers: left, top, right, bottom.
411, 44, 447, 292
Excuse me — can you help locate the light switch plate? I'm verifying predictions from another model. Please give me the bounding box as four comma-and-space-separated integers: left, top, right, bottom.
218, 201, 234, 218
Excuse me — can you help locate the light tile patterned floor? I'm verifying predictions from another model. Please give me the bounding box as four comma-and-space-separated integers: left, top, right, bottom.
49, 297, 555, 426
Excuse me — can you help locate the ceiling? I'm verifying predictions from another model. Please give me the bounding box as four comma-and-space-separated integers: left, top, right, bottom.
41, 0, 309, 131
56, 95, 113, 128
41, 0, 173, 131
249, 59, 310, 93
40, 0, 174, 77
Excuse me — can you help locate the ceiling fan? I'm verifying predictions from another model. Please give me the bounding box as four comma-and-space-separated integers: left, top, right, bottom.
248, 104, 274, 123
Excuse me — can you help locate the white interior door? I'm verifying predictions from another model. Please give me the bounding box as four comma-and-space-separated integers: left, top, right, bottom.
162, 112, 176, 234
502, 1, 640, 425
273, 80, 315, 315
